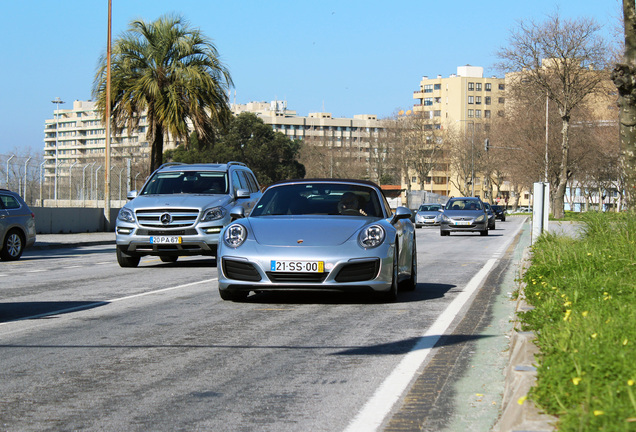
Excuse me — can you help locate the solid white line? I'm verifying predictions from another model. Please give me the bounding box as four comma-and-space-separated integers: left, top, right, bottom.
344, 219, 526, 432
343, 259, 498, 432
106, 278, 217, 303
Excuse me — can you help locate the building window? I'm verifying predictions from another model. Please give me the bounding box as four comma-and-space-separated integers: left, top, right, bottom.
424, 84, 433, 93
434, 83, 441, 90
476, 96, 482, 104
476, 83, 482, 91
434, 97, 441, 103
468, 82, 475, 91
433, 110, 441, 117
485, 110, 491, 118
498, 97, 505, 104
475, 110, 482, 118
424, 98, 433, 106
499, 84, 505, 90
468, 109, 474, 118
468, 96, 474, 104
485, 83, 492, 91
485, 96, 491, 105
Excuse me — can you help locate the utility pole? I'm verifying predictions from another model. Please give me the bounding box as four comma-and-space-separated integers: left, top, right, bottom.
104, 0, 113, 229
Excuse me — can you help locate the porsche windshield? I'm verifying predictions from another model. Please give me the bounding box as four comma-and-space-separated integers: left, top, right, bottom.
251, 183, 384, 217
141, 171, 228, 195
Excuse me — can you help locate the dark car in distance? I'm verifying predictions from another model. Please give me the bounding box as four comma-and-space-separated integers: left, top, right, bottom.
491, 205, 506, 221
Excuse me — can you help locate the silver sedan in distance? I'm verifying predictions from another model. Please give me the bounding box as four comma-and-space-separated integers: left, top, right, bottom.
217, 179, 417, 302
439, 196, 489, 236
414, 203, 443, 227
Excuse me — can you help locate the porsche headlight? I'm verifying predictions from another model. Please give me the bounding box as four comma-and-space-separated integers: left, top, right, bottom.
475, 214, 485, 222
224, 223, 247, 248
117, 208, 135, 223
358, 225, 385, 248
202, 206, 227, 222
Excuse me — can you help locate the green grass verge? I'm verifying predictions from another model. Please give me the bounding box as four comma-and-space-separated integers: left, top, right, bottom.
520, 212, 636, 431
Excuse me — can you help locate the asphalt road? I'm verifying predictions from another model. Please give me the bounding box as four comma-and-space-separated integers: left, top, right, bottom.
0, 218, 526, 432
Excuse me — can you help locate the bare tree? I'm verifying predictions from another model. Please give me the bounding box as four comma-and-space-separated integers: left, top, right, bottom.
498, 12, 611, 218
612, 0, 636, 210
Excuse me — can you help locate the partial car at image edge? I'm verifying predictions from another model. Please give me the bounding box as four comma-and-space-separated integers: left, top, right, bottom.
0, 189, 36, 261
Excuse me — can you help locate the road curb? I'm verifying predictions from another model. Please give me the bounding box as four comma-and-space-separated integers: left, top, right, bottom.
32, 240, 114, 250
493, 247, 557, 432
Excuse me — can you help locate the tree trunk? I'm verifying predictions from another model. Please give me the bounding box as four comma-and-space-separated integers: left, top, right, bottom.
552, 116, 571, 219
613, 0, 636, 210
150, 123, 164, 173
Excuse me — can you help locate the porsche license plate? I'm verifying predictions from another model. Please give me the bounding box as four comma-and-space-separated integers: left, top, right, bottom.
150, 236, 182, 244
271, 260, 324, 272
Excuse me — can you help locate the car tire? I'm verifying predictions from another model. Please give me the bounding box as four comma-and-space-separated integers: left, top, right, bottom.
218, 289, 249, 302
401, 237, 417, 292
383, 248, 399, 302
0, 229, 25, 261
116, 246, 141, 268
440, 230, 449, 236
160, 256, 179, 263
480, 228, 489, 236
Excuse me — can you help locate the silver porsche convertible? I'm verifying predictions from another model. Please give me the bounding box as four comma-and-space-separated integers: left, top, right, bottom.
217, 179, 417, 302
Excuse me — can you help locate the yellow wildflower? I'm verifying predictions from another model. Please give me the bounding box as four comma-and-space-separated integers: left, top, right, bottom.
572, 377, 582, 385
628, 379, 634, 386
581, 311, 589, 317
563, 310, 572, 321
623, 339, 629, 346
591, 333, 598, 339
517, 396, 527, 405
594, 410, 604, 416
564, 301, 572, 307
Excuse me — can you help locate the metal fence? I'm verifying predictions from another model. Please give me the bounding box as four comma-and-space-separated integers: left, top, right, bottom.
1, 154, 148, 206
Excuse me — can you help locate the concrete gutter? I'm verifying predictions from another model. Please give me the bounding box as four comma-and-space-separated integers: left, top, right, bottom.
31, 232, 115, 250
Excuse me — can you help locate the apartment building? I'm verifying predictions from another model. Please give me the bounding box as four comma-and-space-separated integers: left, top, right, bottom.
43, 100, 152, 183
232, 100, 384, 150
412, 65, 507, 200
231, 101, 388, 179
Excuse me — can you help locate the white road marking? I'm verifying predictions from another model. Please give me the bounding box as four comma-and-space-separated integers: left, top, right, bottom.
344, 219, 525, 432
0, 278, 217, 327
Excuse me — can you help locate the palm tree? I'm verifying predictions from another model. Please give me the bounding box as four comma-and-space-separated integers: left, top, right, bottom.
93, 14, 233, 172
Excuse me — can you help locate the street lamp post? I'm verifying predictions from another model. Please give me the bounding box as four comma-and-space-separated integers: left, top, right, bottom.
51, 97, 65, 201
23, 157, 31, 201
6, 154, 14, 189
39, 161, 46, 205
69, 161, 77, 201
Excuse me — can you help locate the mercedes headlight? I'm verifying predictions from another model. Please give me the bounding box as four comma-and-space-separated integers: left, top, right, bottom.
201, 206, 227, 222
117, 208, 135, 223
224, 223, 247, 248
358, 225, 386, 248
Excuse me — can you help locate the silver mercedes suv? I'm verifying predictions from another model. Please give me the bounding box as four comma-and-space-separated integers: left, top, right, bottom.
115, 162, 262, 267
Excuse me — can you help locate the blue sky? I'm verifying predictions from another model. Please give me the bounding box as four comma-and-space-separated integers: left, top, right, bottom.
0, 0, 622, 157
